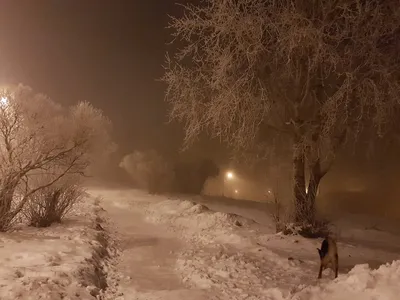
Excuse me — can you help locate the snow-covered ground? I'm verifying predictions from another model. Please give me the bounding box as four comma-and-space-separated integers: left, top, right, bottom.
89, 187, 400, 300
0, 195, 113, 300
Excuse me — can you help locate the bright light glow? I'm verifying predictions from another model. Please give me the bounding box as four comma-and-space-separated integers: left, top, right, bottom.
0, 97, 8, 106
234, 189, 238, 194
226, 171, 234, 179
267, 189, 272, 194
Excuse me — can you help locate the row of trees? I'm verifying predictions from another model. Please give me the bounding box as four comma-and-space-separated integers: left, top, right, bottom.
120, 150, 219, 194
0, 85, 114, 230
162, 0, 400, 227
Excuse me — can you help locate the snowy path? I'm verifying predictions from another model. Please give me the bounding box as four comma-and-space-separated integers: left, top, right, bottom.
88, 187, 400, 300
91, 189, 211, 300
90, 188, 319, 299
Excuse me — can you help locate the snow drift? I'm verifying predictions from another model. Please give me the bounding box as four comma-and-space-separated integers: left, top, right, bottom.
0, 196, 112, 299
140, 194, 400, 300
288, 260, 400, 300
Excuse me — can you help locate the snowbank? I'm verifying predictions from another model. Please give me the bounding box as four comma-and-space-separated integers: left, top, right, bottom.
141, 196, 400, 300
288, 260, 400, 300
0, 197, 112, 299
143, 199, 259, 247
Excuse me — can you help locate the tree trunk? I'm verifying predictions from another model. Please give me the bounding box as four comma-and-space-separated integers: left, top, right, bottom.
0, 175, 19, 231
305, 159, 327, 225
293, 150, 306, 223
0, 176, 18, 215
305, 170, 322, 224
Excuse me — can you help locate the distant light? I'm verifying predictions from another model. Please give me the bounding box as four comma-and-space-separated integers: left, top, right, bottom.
267, 190, 272, 194
226, 171, 234, 180
234, 189, 238, 194
0, 97, 8, 106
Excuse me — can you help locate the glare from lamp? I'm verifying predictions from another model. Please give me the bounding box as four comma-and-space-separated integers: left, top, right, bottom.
226, 171, 234, 180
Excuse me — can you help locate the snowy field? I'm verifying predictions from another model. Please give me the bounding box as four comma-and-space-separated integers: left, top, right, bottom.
1, 186, 398, 299
0, 195, 113, 300
89, 187, 400, 300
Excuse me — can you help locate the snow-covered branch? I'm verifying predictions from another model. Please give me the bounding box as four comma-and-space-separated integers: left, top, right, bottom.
164, 0, 400, 154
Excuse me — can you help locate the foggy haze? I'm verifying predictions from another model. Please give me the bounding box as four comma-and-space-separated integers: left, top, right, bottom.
0, 1, 399, 299
0, 0, 399, 218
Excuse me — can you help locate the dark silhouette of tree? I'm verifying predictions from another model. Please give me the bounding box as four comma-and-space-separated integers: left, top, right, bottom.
173, 159, 219, 194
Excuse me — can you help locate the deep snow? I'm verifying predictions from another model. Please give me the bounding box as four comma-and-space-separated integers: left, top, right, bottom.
0, 195, 113, 300
89, 187, 400, 300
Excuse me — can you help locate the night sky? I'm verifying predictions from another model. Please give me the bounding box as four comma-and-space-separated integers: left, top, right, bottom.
0, 0, 191, 156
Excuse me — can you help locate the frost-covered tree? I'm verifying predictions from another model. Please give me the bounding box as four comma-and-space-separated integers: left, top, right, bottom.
0, 85, 114, 230
119, 150, 174, 194
163, 0, 400, 224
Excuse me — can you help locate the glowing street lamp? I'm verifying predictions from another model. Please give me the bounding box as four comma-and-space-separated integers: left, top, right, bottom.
226, 171, 234, 180
223, 171, 235, 197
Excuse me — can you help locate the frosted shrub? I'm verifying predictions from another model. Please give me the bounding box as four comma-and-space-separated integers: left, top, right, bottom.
24, 184, 84, 227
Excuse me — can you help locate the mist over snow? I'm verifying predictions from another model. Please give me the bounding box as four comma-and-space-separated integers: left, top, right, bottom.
0, 0, 399, 299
